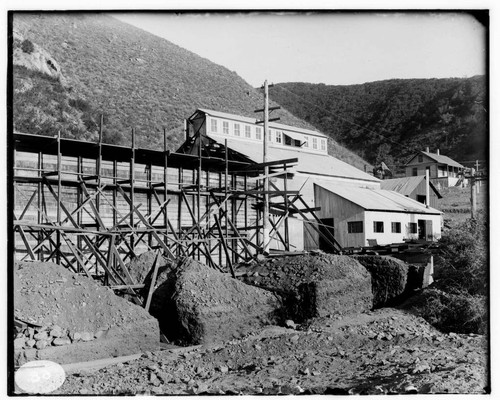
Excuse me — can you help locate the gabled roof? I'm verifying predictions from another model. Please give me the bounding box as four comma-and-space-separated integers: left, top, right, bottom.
406, 151, 464, 169
208, 136, 379, 183
380, 176, 442, 199
194, 108, 327, 138
315, 182, 441, 215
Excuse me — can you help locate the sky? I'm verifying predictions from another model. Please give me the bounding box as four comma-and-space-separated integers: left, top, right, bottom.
111, 11, 487, 87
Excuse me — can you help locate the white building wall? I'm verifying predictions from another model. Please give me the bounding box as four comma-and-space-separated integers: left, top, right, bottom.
206, 115, 328, 155
363, 211, 441, 246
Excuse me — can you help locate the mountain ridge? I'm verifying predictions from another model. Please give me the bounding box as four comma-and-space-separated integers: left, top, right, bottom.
269, 76, 487, 169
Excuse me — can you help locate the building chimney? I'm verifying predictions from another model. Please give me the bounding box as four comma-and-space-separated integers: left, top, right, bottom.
184, 119, 189, 141
425, 146, 430, 153
436, 149, 440, 155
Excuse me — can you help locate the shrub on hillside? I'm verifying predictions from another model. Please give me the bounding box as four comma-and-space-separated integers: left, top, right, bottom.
21, 39, 35, 54
434, 213, 488, 296
401, 288, 487, 335
402, 213, 488, 335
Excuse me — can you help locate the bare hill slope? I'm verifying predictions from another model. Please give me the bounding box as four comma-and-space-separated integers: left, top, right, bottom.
12, 13, 370, 170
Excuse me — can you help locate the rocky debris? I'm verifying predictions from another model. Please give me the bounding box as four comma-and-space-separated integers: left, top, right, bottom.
150, 258, 283, 345
236, 254, 372, 321
52, 308, 488, 396
354, 255, 419, 308
14, 261, 160, 365
125, 250, 172, 287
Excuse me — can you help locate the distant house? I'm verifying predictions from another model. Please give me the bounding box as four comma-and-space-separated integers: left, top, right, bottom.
314, 183, 442, 249
405, 148, 465, 188
380, 176, 442, 209
178, 108, 380, 251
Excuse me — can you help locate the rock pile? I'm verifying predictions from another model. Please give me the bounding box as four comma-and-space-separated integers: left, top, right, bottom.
149, 258, 283, 345
14, 261, 160, 365
236, 253, 372, 321
354, 255, 424, 308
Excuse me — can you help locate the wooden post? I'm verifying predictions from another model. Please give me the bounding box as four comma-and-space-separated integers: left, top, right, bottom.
56, 131, 62, 264
38, 151, 43, 260
476, 160, 480, 192
425, 168, 430, 208
284, 165, 290, 250
471, 175, 477, 219
76, 155, 82, 270
224, 139, 229, 262
197, 130, 202, 262
130, 128, 135, 253
263, 80, 270, 254
163, 128, 168, 246
97, 115, 103, 216
144, 251, 161, 312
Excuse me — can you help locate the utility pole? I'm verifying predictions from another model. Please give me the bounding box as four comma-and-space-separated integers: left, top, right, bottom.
471, 174, 477, 219
255, 80, 280, 255
262, 81, 270, 254
476, 159, 480, 192
425, 168, 430, 208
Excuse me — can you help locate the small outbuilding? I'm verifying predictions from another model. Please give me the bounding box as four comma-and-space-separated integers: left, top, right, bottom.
313, 183, 442, 249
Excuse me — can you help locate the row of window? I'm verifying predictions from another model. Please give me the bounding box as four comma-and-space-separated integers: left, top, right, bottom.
347, 221, 418, 234
210, 118, 326, 150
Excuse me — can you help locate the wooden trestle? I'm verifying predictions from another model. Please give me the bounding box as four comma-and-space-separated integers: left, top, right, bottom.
12, 131, 341, 298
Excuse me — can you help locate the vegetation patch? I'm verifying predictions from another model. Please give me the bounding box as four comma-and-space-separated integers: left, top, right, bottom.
401, 288, 487, 334
402, 214, 488, 334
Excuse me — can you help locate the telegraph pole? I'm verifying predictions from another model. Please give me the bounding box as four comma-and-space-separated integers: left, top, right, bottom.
262, 81, 270, 254
255, 80, 280, 254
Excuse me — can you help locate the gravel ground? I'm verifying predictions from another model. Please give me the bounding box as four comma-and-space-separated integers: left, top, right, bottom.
53, 308, 489, 395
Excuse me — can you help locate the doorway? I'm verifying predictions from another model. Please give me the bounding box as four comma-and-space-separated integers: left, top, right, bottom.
417, 219, 433, 240
319, 218, 335, 252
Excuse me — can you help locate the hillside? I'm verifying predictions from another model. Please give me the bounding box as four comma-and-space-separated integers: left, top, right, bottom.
12, 13, 370, 170
269, 77, 487, 168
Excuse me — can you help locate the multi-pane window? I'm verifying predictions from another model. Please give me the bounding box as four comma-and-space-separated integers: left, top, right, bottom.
211, 119, 218, 133
373, 221, 384, 233
348, 221, 363, 233
409, 223, 418, 234
275, 130, 282, 144
418, 155, 423, 162
234, 123, 240, 136
268, 129, 273, 141
312, 137, 318, 149
255, 127, 262, 140
320, 139, 326, 151
412, 167, 418, 176
391, 222, 401, 233
245, 125, 251, 138
223, 121, 229, 134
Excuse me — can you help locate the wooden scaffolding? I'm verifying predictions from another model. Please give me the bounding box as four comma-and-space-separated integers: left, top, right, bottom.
12, 131, 341, 296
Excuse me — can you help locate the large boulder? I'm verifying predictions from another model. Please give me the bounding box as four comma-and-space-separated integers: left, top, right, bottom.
14, 261, 159, 366
354, 255, 411, 308
149, 258, 283, 345
236, 253, 373, 321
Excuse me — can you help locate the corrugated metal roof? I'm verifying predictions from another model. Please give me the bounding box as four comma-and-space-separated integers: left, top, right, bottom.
380, 176, 424, 195
196, 108, 327, 138
315, 182, 441, 215
214, 136, 379, 183
406, 151, 464, 169
421, 151, 464, 168
380, 176, 442, 198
